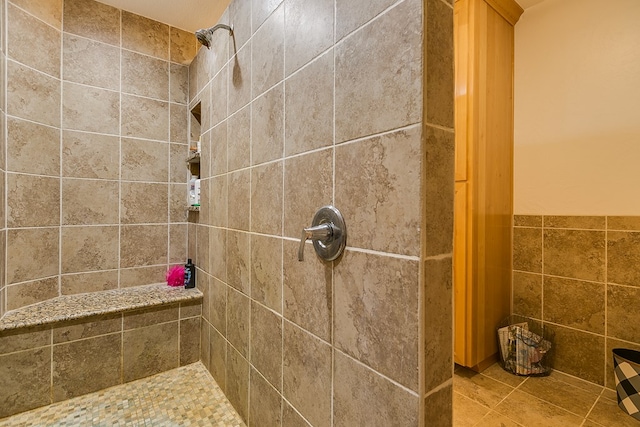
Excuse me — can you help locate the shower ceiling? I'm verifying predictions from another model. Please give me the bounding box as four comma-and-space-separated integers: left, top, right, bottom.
96, 0, 231, 32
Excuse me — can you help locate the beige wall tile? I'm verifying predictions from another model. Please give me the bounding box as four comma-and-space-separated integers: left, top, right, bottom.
169, 223, 187, 264
545, 215, 605, 229
61, 178, 119, 225
200, 319, 210, 371
0, 347, 51, 418
121, 138, 169, 182
423, 257, 453, 392
334, 250, 419, 391
544, 276, 605, 334
62, 82, 119, 134
251, 161, 283, 235
180, 317, 200, 365
7, 228, 59, 284
121, 94, 169, 141
608, 231, 640, 287
545, 323, 604, 385
283, 149, 333, 239
7, 173, 59, 227
180, 300, 202, 318
211, 65, 228, 129
425, 0, 453, 128
284, 50, 333, 156
226, 346, 249, 423
120, 182, 168, 224
53, 313, 122, 346
60, 270, 118, 295
227, 106, 250, 172
227, 287, 250, 358
196, 225, 210, 274
209, 277, 226, 333
513, 227, 542, 273
63, 0, 120, 45
122, 304, 179, 331
170, 27, 196, 65
61, 226, 119, 273
608, 216, 640, 231
229, 0, 251, 54
283, 401, 312, 427
335, 0, 397, 41
210, 175, 228, 227
423, 126, 455, 256
228, 41, 252, 115
607, 284, 640, 343
170, 63, 189, 104
11, 0, 62, 28
251, 5, 283, 97
544, 229, 605, 282
251, 83, 284, 165
250, 234, 282, 313
195, 50, 214, 100
283, 240, 332, 342
6, 277, 59, 310
62, 130, 119, 180
512, 271, 542, 319
120, 225, 168, 268
0, 325, 50, 355
123, 321, 179, 382
209, 325, 225, 389
170, 143, 188, 183
198, 274, 210, 322
119, 265, 166, 288
209, 228, 227, 281
7, 117, 60, 176
122, 50, 169, 101
52, 333, 121, 401
8, 4, 60, 78
211, 120, 228, 177
63, 34, 119, 90
8, 61, 60, 127
283, 321, 331, 427
188, 56, 199, 102
227, 230, 250, 294
252, 0, 282, 32
250, 368, 283, 426
514, 215, 542, 227
122, 11, 169, 60
251, 302, 283, 390
170, 183, 188, 223
335, 0, 421, 142
333, 351, 419, 427
284, 0, 333, 76
170, 103, 188, 144
424, 385, 452, 427
335, 127, 421, 255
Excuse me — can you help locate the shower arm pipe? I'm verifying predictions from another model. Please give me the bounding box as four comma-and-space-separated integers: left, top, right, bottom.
195, 23, 234, 50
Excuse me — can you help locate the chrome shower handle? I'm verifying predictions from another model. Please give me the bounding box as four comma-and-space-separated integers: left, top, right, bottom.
298, 223, 333, 261
297, 206, 347, 262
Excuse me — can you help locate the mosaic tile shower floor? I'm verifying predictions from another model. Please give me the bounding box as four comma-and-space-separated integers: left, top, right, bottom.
0, 363, 244, 427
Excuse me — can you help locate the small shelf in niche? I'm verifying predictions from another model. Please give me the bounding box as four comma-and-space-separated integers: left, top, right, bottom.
186, 151, 201, 164
187, 206, 200, 212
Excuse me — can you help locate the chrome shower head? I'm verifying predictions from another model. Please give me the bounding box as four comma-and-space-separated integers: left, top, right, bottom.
195, 28, 212, 49
195, 24, 233, 50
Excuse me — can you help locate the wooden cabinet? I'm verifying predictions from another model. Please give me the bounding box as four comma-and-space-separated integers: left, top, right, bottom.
453, 0, 523, 371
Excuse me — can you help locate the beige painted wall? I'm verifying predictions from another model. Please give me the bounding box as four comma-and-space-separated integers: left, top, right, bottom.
514, 0, 640, 215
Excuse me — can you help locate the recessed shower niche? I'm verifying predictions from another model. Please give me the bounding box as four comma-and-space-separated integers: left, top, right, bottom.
187, 102, 201, 212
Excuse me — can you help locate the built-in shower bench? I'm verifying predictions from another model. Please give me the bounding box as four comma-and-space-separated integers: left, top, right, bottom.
0, 283, 202, 331
0, 284, 204, 419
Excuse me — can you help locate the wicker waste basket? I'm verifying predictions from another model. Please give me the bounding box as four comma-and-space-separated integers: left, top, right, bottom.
497, 315, 552, 376
613, 348, 640, 421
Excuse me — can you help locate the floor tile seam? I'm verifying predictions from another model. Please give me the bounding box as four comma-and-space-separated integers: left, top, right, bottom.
502, 386, 595, 422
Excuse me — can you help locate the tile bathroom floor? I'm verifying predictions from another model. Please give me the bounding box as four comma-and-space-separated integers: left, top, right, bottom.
0, 362, 244, 427
454, 364, 639, 426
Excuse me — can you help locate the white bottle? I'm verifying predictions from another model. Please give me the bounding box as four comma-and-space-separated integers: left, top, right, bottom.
189, 177, 198, 206
194, 179, 201, 206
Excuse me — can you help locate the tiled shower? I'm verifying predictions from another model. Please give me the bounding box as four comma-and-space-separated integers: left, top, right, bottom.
0, 0, 456, 425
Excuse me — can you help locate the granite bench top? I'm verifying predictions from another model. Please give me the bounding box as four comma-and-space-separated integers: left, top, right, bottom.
0, 283, 202, 332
